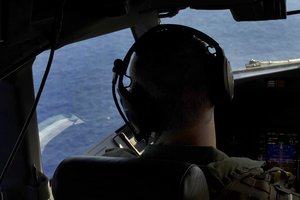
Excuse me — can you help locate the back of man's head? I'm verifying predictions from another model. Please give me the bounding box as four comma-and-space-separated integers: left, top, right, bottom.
129, 25, 217, 134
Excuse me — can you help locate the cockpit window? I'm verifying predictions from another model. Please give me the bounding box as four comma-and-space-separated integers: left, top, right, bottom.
162, 0, 300, 70
33, 29, 133, 177
33, 1, 300, 177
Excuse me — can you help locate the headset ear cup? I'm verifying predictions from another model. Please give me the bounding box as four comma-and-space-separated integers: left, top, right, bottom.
130, 86, 161, 133
118, 85, 141, 133
224, 59, 234, 101
214, 49, 234, 104
118, 84, 160, 139
205, 54, 227, 105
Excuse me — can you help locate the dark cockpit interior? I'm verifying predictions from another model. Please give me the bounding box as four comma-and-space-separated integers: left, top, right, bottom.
1, 0, 300, 199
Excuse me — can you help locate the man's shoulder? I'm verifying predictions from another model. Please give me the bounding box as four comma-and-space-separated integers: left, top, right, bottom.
206, 156, 265, 185
215, 166, 300, 200
206, 157, 300, 200
200, 155, 264, 198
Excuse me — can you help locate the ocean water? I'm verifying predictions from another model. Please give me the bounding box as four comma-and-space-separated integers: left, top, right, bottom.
33, 6, 300, 177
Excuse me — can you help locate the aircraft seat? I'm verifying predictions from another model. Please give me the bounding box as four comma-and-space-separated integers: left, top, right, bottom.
51, 156, 209, 200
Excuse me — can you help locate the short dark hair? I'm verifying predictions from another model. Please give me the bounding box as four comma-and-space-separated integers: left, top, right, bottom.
129, 30, 214, 133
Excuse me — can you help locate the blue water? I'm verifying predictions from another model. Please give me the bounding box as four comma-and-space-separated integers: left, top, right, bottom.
33, 6, 300, 177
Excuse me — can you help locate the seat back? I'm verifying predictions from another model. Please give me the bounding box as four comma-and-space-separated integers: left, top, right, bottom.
52, 156, 209, 200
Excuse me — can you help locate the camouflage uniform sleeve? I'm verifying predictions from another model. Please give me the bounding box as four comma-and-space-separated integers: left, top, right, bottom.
203, 157, 265, 199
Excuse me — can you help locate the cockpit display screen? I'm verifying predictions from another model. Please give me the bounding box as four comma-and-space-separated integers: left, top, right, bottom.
258, 132, 299, 176
268, 144, 295, 162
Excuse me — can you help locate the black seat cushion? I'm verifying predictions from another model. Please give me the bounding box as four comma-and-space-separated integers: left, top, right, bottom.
52, 156, 209, 200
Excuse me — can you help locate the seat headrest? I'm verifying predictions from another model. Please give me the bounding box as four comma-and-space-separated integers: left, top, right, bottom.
52, 156, 209, 200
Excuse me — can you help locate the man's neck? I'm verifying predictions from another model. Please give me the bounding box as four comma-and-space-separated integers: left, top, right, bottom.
155, 110, 216, 148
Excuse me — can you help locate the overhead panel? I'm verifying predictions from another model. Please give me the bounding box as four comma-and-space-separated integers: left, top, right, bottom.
32, 0, 55, 23
230, 0, 287, 21
189, 0, 258, 9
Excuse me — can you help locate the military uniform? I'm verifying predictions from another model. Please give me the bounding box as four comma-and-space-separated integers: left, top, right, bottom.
105, 145, 266, 199
141, 145, 265, 199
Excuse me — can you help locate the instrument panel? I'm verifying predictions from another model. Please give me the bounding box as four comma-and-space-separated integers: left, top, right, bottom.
216, 68, 300, 190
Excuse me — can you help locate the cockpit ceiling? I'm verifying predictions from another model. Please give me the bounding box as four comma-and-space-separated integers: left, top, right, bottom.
0, 0, 288, 46
0, 0, 288, 43
0, 0, 291, 76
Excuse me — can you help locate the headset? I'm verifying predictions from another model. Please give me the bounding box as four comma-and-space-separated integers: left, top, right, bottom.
112, 24, 234, 141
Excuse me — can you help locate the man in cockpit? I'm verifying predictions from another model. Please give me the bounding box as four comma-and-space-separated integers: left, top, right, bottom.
108, 24, 297, 199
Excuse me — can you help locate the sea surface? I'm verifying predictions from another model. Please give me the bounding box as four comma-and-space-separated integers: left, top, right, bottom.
33, 4, 300, 177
